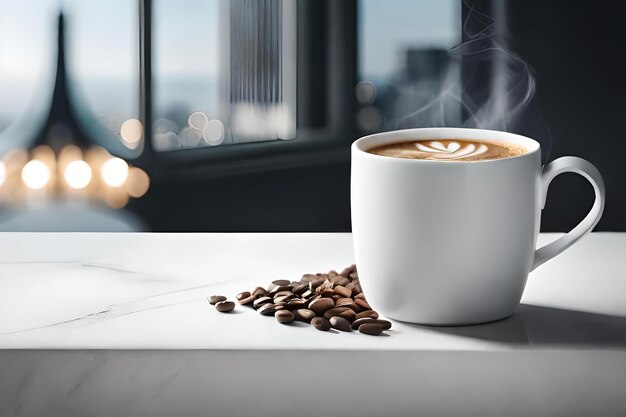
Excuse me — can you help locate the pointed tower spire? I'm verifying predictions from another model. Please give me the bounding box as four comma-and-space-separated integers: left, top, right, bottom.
35, 12, 90, 150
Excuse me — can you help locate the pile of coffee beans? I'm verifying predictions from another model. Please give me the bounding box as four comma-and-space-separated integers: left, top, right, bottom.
236, 264, 392, 336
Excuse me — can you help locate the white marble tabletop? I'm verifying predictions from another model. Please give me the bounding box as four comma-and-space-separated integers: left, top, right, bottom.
1, 232, 625, 350
1, 232, 625, 417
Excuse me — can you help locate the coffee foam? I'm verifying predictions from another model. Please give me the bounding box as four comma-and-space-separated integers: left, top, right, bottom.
415, 141, 488, 160
368, 139, 526, 162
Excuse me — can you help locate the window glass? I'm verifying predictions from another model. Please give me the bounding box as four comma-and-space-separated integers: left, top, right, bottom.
64, 0, 142, 156
153, 0, 296, 151
0, 0, 57, 152
357, 0, 462, 132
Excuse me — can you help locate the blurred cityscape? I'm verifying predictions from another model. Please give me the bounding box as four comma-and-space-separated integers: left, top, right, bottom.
357, 0, 461, 133
0, 0, 459, 152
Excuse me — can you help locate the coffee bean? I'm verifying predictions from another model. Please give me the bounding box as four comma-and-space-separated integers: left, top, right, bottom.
309, 277, 326, 290
269, 285, 292, 296
275, 310, 295, 323
320, 289, 335, 298
330, 274, 344, 284
330, 316, 352, 332
236, 291, 251, 301
316, 279, 333, 292
215, 300, 235, 312
300, 274, 317, 283
295, 309, 316, 322
333, 285, 352, 298
337, 309, 357, 322
349, 272, 358, 279
351, 318, 372, 330
355, 298, 371, 310
323, 307, 350, 319
349, 305, 363, 314
274, 294, 296, 304
335, 297, 356, 308
354, 310, 379, 320
306, 294, 321, 307
358, 322, 388, 336
301, 289, 314, 299
208, 295, 227, 305
273, 290, 293, 299
292, 283, 308, 294
335, 277, 351, 287
239, 294, 257, 305
311, 317, 331, 331
354, 293, 366, 300
309, 298, 334, 315
253, 296, 273, 309
351, 318, 392, 331
272, 279, 291, 286
286, 299, 307, 310
258, 303, 277, 316
252, 287, 268, 297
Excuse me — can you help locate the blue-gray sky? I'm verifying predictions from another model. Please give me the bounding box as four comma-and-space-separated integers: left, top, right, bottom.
359, 0, 460, 80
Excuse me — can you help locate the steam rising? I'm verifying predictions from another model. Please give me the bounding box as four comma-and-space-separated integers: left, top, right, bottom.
393, 4, 550, 159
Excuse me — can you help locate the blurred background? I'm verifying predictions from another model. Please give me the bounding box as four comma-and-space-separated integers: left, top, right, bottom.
0, 0, 623, 232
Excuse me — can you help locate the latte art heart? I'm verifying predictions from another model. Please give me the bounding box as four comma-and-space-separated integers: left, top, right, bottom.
415, 141, 489, 160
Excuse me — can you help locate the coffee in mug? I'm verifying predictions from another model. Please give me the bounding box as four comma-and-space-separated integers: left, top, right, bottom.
367, 139, 526, 161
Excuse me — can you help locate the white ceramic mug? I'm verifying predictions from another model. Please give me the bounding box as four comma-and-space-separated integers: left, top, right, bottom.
351, 128, 605, 325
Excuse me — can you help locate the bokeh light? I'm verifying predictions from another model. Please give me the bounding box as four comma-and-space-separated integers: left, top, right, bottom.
203, 119, 225, 146
3, 149, 29, 171
120, 118, 143, 149
188, 111, 209, 131
101, 157, 129, 187
64, 160, 92, 189
0, 143, 149, 207
179, 127, 202, 147
126, 167, 150, 198
21, 160, 50, 190
355, 81, 377, 104
153, 131, 180, 151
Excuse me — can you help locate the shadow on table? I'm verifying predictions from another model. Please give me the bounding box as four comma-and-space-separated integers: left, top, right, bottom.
416, 304, 626, 348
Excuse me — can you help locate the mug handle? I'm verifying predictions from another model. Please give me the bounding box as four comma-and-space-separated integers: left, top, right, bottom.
532, 157, 605, 270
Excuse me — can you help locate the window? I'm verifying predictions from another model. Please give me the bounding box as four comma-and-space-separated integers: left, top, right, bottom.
4, 0, 451, 173
357, 0, 462, 133
152, 0, 296, 152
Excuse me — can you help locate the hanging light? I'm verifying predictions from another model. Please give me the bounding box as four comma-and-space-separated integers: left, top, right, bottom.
0, 13, 149, 209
